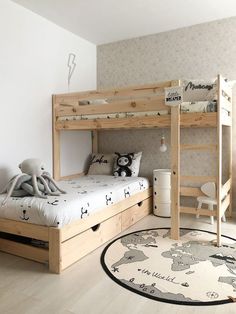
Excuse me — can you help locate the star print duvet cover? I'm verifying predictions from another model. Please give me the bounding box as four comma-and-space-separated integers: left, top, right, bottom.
0, 175, 149, 227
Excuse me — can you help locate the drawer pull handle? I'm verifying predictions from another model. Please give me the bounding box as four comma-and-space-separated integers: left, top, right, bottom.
138, 201, 143, 207
91, 223, 100, 232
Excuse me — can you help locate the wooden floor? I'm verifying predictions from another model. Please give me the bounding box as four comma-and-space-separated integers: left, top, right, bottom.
0, 214, 236, 314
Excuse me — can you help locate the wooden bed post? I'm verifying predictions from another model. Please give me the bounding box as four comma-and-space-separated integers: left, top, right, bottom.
170, 80, 181, 240
49, 228, 61, 274
52, 95, 61, 180
92, 130, 98, 153
217, 75, 222, 247
228, 86, 233, 218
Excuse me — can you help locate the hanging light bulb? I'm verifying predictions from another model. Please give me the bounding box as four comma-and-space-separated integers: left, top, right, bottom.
159, 134, 167, 153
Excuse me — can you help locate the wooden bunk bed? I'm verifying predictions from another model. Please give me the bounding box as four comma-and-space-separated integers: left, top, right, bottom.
0, 75, 232, 273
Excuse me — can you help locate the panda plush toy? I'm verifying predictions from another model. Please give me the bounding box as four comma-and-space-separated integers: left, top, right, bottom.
113, 152, 134, 177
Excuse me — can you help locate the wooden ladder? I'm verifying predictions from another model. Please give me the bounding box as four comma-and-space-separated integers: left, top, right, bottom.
170, 76, 232, 246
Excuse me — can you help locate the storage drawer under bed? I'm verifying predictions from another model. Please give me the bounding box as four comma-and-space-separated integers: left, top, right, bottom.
0, 193, 152, 272
60, 196, 152, 270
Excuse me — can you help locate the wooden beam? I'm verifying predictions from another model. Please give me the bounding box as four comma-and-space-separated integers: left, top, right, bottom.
221, 178, 231, 199
52, 95, 61, 180
0, 238, 48, 264
221, 97, 232, 113
92, 130, 98, 153
180, 112, 217, 128
59, 172, 85, 181
54, 81, 172, 103
180, 176, 217, 184
56, 113, 217, 131
180, 206, 216, 217
56, 96, 167, 117
0, 218, 49, 241
56, 115, 171, 130
221, 194, 230, 216
221, 79, 232, 101
170, 80, 181, 240
49, 228, 61, 274
180, 186, 204, 197
180, 144, 217, 151
217, 74, 222, 246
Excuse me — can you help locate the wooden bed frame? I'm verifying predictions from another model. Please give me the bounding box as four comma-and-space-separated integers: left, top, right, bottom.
0, 75, 232, 273
0, 188, 152, 273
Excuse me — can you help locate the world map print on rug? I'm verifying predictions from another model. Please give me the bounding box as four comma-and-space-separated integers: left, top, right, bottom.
101, 228, 236, 305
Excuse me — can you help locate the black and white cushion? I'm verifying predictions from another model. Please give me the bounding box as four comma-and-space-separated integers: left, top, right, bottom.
88, 153, 115, 175
113, 152, 142, 177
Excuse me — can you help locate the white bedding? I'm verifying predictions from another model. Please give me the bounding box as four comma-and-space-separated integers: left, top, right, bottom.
180, 101, 217, 113
0, 175, 149, 228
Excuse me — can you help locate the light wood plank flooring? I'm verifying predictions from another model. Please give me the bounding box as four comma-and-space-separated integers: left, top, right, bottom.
0, 214, 236, 314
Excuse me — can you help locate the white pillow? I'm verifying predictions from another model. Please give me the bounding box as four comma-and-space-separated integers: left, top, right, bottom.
183, 79, 217, 102
88, 153, 115, 175
113, 152, 142, 177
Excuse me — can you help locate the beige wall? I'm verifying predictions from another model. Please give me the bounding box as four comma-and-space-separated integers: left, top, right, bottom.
97, 17, 236, 208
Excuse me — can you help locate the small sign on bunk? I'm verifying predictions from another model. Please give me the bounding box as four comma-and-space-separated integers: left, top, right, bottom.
164, 86, 183, 106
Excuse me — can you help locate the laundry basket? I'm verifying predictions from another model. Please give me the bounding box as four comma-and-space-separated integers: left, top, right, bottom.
153, 169, 171, 217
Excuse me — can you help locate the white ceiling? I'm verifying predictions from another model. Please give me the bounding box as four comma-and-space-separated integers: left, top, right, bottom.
12, 0, 236, 45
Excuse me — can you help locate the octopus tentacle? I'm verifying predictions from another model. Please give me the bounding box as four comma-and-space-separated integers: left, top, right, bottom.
42, 174, 66, 194
36, 180, 46, 192
42, 172, 57, 192
12, 174, 31, 190
32, 175, 47, 199
0, 175, 18, 194
21, 182, 35, 196
38, 176, 60, 196
1, 174, 24, 205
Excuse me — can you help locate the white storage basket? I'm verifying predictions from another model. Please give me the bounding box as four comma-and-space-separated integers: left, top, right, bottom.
153, 169, 171, 217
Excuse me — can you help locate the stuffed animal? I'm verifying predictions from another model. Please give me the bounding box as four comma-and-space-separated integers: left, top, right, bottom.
1, 159, 66, 205
113, 152, 134, 177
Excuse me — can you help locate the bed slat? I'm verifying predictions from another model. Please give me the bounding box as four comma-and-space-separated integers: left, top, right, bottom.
56, 96, 167, 117
0, 238, 48, 264
0, 218, 49, 241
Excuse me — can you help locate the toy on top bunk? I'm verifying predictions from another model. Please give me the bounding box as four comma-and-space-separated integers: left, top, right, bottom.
1, 158, 66, 205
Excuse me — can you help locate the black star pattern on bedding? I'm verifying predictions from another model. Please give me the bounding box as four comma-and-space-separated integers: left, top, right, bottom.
124, 187, 131, 198
81, 203, 90, 219
139, 181, 145, 190
106, 192, 113, 205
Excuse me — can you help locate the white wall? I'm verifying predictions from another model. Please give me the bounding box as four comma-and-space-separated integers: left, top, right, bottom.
0, 0, 96, 189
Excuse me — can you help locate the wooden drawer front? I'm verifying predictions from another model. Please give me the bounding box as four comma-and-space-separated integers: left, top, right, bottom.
61, 213, 121, 270
121, 197, 152, 231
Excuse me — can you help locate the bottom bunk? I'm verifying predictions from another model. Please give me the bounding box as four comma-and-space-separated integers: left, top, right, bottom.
0, 187, 152, 273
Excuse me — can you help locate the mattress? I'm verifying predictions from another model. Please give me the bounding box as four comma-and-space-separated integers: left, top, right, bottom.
58, 110, 169, 121
180, 100, 217, 113
0, 175, 149, 228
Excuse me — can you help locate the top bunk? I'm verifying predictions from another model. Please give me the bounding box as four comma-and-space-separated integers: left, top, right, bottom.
53, 75, 232, 131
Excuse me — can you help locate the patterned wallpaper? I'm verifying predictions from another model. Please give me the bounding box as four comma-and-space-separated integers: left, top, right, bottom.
97, 17, 236, 206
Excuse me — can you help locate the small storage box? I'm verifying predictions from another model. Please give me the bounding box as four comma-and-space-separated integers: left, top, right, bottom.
153, 169, 171, 217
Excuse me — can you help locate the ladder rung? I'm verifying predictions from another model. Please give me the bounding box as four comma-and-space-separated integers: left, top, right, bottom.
180, 176, 217, 183
180, 144, 217, 151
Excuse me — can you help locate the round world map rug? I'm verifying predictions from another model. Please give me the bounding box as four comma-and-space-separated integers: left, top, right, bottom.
100, 228, 236, 306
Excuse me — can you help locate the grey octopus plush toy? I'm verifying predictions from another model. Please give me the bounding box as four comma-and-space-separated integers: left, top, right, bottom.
1, 159, 66, 205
